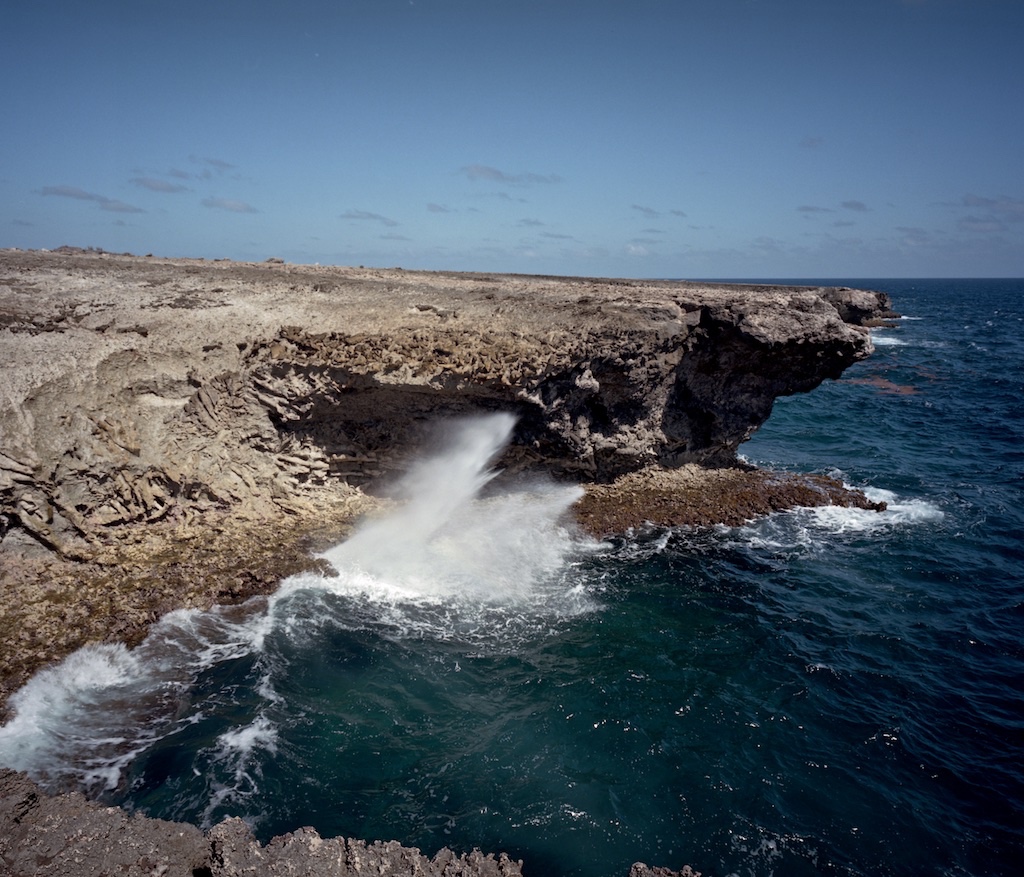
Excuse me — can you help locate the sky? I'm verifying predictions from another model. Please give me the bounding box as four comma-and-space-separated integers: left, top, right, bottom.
2, 0, 1023, 279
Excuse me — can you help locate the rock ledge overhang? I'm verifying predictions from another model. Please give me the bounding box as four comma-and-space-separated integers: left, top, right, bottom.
0, 249, 891, 552
0, 249, 895, 699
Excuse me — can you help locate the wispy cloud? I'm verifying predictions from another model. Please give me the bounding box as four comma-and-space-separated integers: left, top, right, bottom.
427, 203, 454, 213
341, 209, 399, 227
461, 164, 561, 186
801, 201, 870, 215
800, 136, 825, 149
380, 232, 412, 241
669, 209, 688, 218
958, 216, 1005, 234
896, 226, 932, 244
202, 196, 258, 213
541, 232, 575, 240
131, 176, 188, 193
632, 204, 660, 218
190, 155, 235, 173
39, 185, 144, 213
958, 194, 1024, 229
186, 155, 240, 182
518, 218, 544, 227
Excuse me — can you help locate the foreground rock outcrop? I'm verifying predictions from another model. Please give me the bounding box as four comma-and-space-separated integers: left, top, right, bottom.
0, 767, 528, 876
0, 248, 894, 876
0, 766, 703, 877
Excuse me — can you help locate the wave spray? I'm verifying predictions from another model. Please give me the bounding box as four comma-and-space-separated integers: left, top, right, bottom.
0, 412, 591, 802
315, 412, 585, 602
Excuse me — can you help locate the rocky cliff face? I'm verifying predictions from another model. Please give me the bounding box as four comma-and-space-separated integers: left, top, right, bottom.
0, 250, 884, 557
0, 249, 894, 701
0, 249, 892, 877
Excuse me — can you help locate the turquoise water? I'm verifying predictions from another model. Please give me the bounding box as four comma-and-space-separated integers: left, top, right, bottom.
1, 280, 1021, 876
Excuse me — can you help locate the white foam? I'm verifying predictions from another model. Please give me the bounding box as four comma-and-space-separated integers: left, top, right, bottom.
0, 644, 142, 772
0, 412, 596, 793
0, 643, 176, 792
200, 713, 279, 828
725, 485, 945, 552
276, 413, 596, 629
870, 332, 907, 347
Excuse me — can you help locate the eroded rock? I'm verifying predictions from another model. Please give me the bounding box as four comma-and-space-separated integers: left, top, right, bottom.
0, 768, 524, 877
0, 250, 889, 705
0, 250, 893, 877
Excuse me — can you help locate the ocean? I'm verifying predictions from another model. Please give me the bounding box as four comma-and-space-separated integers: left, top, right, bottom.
1, 278, 1021, 876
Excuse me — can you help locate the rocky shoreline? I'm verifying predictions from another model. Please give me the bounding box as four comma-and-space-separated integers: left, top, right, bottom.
0, 766, 703, 877
0, 248, 895, 875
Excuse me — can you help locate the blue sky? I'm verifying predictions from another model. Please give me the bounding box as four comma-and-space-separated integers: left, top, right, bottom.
3, 0, 1022, 278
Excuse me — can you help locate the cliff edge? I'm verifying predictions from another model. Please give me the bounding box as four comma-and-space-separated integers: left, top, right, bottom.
0, 248, 895, 877
0, 249, 894, 701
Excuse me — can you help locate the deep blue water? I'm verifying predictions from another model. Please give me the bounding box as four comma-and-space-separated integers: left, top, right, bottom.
1, 279, 1021, 876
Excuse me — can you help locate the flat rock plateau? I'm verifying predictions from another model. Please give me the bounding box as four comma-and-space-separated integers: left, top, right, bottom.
0, 247, 895, 876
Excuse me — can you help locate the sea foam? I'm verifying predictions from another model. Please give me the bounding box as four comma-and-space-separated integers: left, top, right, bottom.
0, 412, 592, 792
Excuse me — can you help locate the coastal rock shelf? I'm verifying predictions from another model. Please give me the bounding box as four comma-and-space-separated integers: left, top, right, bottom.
0, 249, 894, 698
0, 249, 895, 877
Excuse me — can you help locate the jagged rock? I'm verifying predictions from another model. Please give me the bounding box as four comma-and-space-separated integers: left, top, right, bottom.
819, 285, 899, 326
0, 768, 524, 876
0, 251, 889, 877
0, 250, 887, 705
629, 865, 701, 877
0, 768, 209, 877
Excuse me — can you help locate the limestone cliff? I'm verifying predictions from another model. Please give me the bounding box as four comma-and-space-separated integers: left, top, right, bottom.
0, 248, 893, 877
0, 249, 891, 700
0, 250, 885, 552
